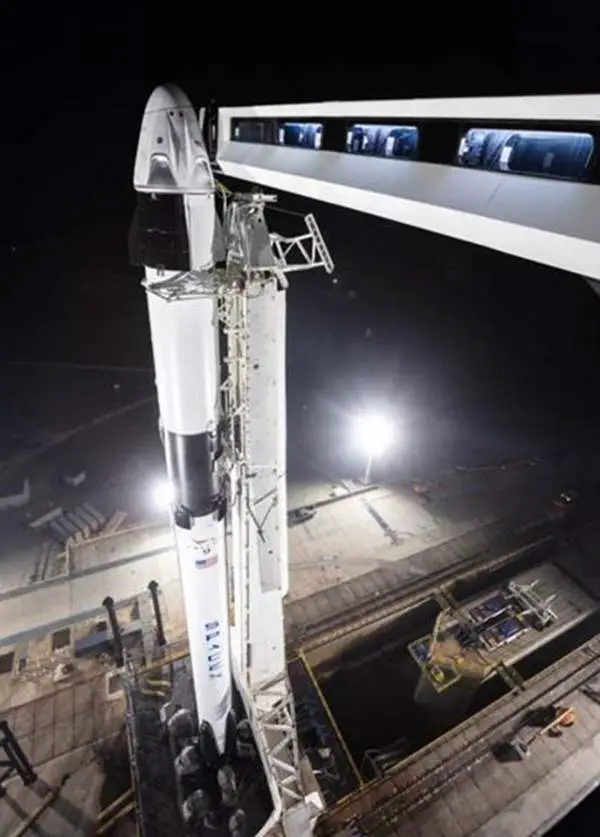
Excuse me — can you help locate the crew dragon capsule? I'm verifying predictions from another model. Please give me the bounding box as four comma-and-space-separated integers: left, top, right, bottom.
132, 84, 234, 759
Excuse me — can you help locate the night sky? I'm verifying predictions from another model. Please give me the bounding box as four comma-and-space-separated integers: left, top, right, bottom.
4, 11, 600, 476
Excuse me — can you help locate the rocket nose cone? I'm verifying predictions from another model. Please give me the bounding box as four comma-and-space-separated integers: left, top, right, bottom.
134, 84, 215, 195
144, 83, 192, 116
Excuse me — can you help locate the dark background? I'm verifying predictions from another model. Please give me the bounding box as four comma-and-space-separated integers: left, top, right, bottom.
4, 10, 600, 474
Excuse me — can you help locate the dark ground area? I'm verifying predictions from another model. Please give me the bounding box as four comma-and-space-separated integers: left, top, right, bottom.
0, 365, 154, 464
313, 539, 600, 774
313, 546, 543, 767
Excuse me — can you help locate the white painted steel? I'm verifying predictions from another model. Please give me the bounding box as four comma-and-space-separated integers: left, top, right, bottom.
244, 281, 288, 690
145, 289, 218, 435
219, 94, 600, 122
175, 516, 231, 752
217, 95, 600, 280
217, 144, 600, 281
246, 279, 288, 595
136, 84, 232, 754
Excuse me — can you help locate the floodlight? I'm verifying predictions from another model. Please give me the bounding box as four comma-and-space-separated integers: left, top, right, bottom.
152, 477, 175, 509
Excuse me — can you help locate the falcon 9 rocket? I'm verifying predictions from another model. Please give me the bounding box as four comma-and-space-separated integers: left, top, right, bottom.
133, 84, 233, 759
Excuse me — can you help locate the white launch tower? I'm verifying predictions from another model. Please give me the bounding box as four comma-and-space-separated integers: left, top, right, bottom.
219, 189, 334, 833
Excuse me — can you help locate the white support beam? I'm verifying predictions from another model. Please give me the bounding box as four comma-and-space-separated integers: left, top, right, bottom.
219, 94, 600, 122
217, 94, 600, 280
218, 144, 600, 281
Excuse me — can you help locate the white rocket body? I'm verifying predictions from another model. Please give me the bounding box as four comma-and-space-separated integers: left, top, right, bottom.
133, 85, 232, 755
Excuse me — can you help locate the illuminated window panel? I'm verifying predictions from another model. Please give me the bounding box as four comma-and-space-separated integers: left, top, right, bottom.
346, 124, 418, 159
277, 122, 323, 150
457, 128, 594, 181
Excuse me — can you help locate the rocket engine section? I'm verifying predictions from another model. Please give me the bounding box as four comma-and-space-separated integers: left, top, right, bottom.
132, 84, 233, 760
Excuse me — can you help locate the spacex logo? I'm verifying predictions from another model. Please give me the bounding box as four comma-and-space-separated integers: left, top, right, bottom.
205, 619, 223, 678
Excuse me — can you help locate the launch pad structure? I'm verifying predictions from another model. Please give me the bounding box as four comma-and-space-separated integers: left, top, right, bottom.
205, 90, 600, 837
208, 191, 334, 831
125, 85, 600, 837
8, 88, 600, 837
114, 513, 600, 837
131, 82, 337, 837
215, 193, 335, 830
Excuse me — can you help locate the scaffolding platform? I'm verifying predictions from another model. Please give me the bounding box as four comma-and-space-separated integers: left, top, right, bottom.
407, 638, 461, 694
410, 562, 596, 693
123, 650, 272, 837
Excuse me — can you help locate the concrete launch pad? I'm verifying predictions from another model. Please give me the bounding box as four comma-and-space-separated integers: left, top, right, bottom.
0, 674, 127, 835
0, 511, 595, 837
295, 554, 598, 783
1, 433, 599, 835
287, 519, 600, 837
0, 513, 595, 836
316, 633, 600, 837
124, 652, 273, 837
286, 461, 575, 600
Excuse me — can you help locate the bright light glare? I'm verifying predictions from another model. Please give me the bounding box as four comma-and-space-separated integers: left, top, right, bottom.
152, 478, 175, 509
354, 414, 395, 457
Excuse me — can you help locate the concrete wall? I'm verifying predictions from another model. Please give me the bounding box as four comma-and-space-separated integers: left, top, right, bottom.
70, 522, 171, 572
307, 599, 438, 671
0, 545, 185, 648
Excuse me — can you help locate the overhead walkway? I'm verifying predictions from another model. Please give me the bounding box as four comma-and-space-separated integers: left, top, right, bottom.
217, 95, 600, 280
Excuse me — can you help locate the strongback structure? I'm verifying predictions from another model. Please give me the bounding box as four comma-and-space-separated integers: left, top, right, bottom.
218, 189, 333, 834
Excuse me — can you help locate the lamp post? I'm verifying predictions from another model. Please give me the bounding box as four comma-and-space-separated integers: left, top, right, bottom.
354, 413, 395, 484
364, 450, 374, 486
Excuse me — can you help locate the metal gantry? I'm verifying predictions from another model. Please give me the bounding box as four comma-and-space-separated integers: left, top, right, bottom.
270, 213, 335, 278
427, 586, 526, 691
0, 720, 37, 795
218, 192, 333, 828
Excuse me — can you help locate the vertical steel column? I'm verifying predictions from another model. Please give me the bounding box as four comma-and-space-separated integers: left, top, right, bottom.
148, 580, 166, 648
103, 596, 124, 668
